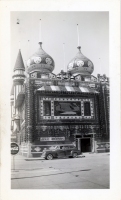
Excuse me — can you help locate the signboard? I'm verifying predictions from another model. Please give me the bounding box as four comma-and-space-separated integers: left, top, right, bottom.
40, 137, 65, 141
11, 143, 19, 155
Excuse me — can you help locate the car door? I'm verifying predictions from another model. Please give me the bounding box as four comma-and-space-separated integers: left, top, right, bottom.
65, 147, 71, 156
57, 146, 66, 158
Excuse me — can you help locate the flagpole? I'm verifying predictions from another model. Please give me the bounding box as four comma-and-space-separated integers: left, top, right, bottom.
17, 19, 21, 49
28, 39, 30, 57
63, 43, 66, 72
39, 19, 42, 42
77, 24, 80, 46
99, 58, 102, 75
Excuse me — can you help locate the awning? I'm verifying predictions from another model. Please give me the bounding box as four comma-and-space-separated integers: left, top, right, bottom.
37, 85, 99, 94
15, 91, 25, 108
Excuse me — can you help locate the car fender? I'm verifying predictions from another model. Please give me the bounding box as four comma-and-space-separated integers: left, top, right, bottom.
71, 150, 78, 155
52, 152, 58, 157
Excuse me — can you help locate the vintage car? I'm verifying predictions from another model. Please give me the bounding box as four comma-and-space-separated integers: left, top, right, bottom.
41, 145, 81, 160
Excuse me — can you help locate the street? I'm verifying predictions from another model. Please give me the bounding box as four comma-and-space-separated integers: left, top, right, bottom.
11, 153, 109, 189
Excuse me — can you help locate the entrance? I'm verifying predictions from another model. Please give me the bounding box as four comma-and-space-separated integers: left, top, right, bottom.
76, 135, 93, 153
81, 138, 91, 152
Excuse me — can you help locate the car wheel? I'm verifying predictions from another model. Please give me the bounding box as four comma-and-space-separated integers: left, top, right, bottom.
72, 152, 78, 158
46, 154, 53, 160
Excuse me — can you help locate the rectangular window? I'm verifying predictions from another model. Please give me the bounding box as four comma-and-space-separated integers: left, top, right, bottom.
43, 101, 51, 116
84, 102, 91, 116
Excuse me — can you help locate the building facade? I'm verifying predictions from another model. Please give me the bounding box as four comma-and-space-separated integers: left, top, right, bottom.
10, 42, 110, 157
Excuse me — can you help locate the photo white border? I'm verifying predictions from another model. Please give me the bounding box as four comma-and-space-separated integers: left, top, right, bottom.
0, 0, 120, 200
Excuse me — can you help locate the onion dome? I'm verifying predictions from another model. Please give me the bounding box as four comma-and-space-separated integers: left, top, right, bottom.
27, 42, 55, 74
14, 50, 25, 71
67, 46, 94, 75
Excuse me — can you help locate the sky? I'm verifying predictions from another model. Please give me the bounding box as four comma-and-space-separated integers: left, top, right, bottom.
11, 12, 109, 77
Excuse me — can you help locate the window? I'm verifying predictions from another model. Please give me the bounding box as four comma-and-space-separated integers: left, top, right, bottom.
43, 101, 51, 116
84, 102, 91, 116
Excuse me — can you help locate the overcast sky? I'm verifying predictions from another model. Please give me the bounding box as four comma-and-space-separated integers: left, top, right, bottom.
11, 11, 109, 77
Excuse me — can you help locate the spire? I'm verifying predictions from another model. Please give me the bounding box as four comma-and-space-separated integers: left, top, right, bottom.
14, 50, 25, 71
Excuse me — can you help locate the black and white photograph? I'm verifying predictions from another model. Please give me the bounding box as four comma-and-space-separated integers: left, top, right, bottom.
0, 1, 120, 200
10, 11, 110, 189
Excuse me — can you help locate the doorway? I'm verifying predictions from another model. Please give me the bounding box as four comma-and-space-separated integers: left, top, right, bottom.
81, 138, 91, 152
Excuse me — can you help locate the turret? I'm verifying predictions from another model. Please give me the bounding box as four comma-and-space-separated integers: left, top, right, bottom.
11, 49, 25, 134
12, 49, 25, 108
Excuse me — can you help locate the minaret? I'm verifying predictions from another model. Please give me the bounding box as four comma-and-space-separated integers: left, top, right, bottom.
12, 50, 25, 116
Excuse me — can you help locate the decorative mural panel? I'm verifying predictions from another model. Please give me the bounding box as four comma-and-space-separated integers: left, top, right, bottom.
54, 101, 81, 116
39, 97, 95, 120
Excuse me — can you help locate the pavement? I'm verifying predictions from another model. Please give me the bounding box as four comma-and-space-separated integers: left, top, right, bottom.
11, 152, 110, 189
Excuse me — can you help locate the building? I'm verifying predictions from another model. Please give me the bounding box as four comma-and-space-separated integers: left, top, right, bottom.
10, 40, 110, 157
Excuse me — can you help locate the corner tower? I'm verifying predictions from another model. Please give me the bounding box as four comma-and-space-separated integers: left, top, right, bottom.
11, 50, 25, 141
12, 49, 25, 109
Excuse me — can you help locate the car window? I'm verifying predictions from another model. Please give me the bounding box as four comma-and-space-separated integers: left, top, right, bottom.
65, 147, 69, 150
56, 146, 60, 149
68, 146, 75, 149
56, 146, 76, 150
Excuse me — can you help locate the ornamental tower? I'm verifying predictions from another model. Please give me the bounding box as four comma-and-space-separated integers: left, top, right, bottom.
12, 50, 25, 133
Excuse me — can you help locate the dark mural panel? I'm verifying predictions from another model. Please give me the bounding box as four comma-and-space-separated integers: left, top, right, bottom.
43, 101, 51, 116
54, 101, 81, 116
84, 102, 91, 116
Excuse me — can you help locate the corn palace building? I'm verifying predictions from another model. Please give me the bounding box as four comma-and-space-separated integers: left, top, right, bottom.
10, 42, 110, 157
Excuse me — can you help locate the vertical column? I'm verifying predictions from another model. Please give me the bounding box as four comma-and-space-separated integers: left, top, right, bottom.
27, 128, 32, 158
91, 133, 95, 153
25, 79, 34, 145
25, 79, 34, 158
77, 138, 81, 151
102, 86, 108, 137
14, 86, 16, 113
